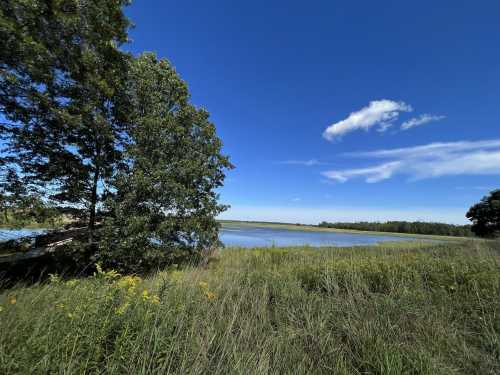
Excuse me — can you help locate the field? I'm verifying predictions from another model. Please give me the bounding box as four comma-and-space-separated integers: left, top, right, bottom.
1, 240, 499, 374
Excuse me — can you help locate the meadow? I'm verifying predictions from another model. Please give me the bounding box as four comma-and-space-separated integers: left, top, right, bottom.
0, 240, 499, 374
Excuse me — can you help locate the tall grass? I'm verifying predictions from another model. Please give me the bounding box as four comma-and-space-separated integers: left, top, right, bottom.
1, 241, 499, 374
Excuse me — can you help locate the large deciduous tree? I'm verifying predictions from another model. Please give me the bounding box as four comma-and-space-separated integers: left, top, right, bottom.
0, 0, 131, 241
466, 189, 500, 238
98, 53, 233, 273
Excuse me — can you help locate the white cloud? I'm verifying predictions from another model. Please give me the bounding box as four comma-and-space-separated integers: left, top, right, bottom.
323, 139, 500, 183
323, 99, 412, 141
278, 159, 322, 166
401, 114, 446, 130
323, 162, 403, 183
376, 122, 394, 133
291, 197, 301, 202
348, 139, 500, 159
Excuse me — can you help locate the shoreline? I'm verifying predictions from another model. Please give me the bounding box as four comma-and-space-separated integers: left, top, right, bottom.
219, 220, 472, 242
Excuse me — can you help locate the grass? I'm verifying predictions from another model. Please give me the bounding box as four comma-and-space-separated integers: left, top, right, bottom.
220, 220, 471, 241
0, 214, 70, 230
1, 240, 499, 374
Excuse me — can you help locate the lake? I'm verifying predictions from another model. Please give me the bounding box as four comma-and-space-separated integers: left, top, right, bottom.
0, 228, 47, 243
0, 225, 420, 248
220, 224, 419, 247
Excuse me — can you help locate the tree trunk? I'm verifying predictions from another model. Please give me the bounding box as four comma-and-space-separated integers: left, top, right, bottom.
88, 166, 100, 244
88, 129, 102, 244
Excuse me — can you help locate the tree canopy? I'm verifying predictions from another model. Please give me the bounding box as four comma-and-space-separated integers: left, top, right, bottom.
0, 0, 131, 240
318, 221, 473, 237
466, 189, 500, 238
1, 1, 232, 271
98, 53, 232, 272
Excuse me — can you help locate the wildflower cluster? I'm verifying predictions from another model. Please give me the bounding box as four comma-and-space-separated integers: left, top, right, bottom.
115, 275, 142, 295
45, 265, 162, 319
94, 263, 121, 281
199, 281, 216, 301
111, 272, 161, 315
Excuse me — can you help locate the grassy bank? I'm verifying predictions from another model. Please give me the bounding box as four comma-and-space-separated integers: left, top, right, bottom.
0, 214, 69, 230
220, 220, 470, 241
1, 241, 499, 374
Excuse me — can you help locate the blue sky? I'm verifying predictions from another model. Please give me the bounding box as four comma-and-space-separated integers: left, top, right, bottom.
125, 0, 500, 224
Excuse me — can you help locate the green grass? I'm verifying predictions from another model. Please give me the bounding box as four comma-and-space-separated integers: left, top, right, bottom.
0, 214, 69, 229
1, 241, 499, 374
220, 220, 471, 241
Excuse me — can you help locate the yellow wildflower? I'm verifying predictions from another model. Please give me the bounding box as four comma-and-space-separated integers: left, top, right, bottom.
105, 269, 121, 280
116, 302, 130, 316
199, 281, 209, 290
151, 295, 160, 305
67, 312, 74, 319
116, 275, 142, 290
94, 263, 121, 280
142, 289, 150, 301
0, 306, 3, 312
8, 296, 16, 305
95, 263, 103, 275
55, 303, 65, 309
205, 291, 216, 301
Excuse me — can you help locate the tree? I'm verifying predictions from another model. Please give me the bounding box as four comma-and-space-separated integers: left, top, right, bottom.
0, 0, 131, 241
0, 168, 59, 226
98, 53, 233, 273
0, 168, 27, 222
466, 189, 500, 238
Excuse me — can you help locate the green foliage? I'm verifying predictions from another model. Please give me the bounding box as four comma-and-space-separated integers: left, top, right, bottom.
1, 5, 231, 268
1, 241, 499, 374
319, 220, 473, 237
467, 189, 500, 238
0, 0, 132, 238
0, 168, 59, 227
98, 54, 232, 273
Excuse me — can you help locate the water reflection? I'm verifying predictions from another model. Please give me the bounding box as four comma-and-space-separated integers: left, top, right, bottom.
220, 224, 418, 247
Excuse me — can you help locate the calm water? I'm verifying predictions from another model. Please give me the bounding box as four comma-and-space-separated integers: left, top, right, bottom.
1, 226, 419, 248
220, 224, 418, 247
0, 228, 46, 242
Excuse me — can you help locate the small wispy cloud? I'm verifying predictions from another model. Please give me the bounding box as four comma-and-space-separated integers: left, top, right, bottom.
323, 162, 403, 183
376, 122, 394, 133
277, 159, 323, 166
323, 99, 413, 141
401, 114, 446, 131
291, 197, 301, 202
322, 139, 500, 183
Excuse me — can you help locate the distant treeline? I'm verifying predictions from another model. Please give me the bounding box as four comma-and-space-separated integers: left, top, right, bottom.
318, 221, 474, 237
